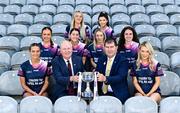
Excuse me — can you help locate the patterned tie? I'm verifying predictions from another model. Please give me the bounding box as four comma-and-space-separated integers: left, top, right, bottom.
67, 60, 75, 95
102, 58, 113, 94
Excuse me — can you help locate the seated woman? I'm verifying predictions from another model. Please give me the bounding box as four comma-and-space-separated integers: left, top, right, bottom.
18, 43, 51, 97
131, 41, 163, 103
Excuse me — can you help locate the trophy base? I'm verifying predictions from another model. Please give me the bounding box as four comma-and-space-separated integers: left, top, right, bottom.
82, 92, 93, 101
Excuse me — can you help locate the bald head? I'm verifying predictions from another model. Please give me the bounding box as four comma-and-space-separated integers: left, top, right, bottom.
60, 40, 73, 60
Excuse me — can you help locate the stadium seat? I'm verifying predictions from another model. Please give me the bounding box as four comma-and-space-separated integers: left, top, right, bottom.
20, 36, 42, 51
135, 25, 155, 38
0, 0, 9, 7
21, 5, 39, 16
125, 0, 141, 7
15, 13, 33, 25
146, 5, 164, 15
131, 13, 150, 26
83, 13, 92, 27
0, 14, 14, 25
26, 0, 42, 7
76, 0, 91, 7
162, 36, 180, 56
10, 0, 26, 7
0, 96, 18, 113
110, 5, 128, 16
154, 51, 170, 70
90, 96, 123, 113
4, 5, 20, 15
59, 0, 75, 7
171, 52, 180, 77
109, 0, 125, 7
50, 24, 67, 37
20, 96, 53, 113
0, 36, 19, 56
160, 97, 180, 113
124, 96, 158, 113
170, 14, 180, 27
141, 0, 158, 7
43, 0, 59, 7
128, 5, 145, 16
28, 24, 47, 36
11, 51, 30, 70
0, 25, 7, 37
112, 13, 130, 26
0, 70, 23, 95
0, 51, 10, 75
178, 26, 180, 36
39, 5, 56, 15
54, 96, 87, 113
75, 5, 92, 16
52, 36, 65, 46
53, 13, 71, 25
0, 6, 3, 13
150, 13, 169, 26
156, 24, 177, 40
160, 71, 180, 96
140, 36, 161, 51
164, 5, 180, 16
158, 0, 174, 7
113, 24, 129, 37
34, 13, 53, 25
57, 5, 74, 16
7, 24, 28, 40
175, 0, 180, 6
92, 5, 109, 16
92, 0, 108, 6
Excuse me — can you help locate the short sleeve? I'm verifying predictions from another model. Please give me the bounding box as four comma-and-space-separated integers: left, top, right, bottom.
17, 65, 24, 77
155, 63, 164, 76
46, 67, 52, 76
85, 25, 91, 38
130, 62, 137, 77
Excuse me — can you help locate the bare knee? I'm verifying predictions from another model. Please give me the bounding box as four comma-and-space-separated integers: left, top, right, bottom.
150, 93, 161, 103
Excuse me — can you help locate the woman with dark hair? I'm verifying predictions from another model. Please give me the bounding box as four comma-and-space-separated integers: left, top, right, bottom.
18, 43, 51, 97
93, 12, 114, 39
118, 26, 139, 67
38, 27, 59, 67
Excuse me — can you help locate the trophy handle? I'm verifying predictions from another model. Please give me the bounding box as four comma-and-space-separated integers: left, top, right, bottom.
77, 72, 82, 101
93, 71, 99, 100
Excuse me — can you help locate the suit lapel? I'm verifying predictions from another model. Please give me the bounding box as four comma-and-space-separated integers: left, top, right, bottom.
59, 56, 69, 75
71, 56, 77, 74
109, 54, 118, 76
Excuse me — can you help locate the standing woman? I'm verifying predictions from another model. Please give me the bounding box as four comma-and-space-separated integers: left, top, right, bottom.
64, 11, 91, 44
118, 26, 139, 68
93, 12, 114, 39
18, 43, 51, 97
131, 41, 163, 103
88, 29, 106, 69
38, 27, 59, 67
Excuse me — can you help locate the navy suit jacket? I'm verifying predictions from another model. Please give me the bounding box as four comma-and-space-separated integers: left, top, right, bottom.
96, 53, 130, 104
51, 54, 84, 101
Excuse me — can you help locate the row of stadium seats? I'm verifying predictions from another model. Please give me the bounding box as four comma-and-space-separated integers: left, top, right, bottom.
0, 95, 180, 113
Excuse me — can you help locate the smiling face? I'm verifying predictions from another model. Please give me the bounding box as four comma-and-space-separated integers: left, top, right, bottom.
42, 29, 52, 43
74, 12, 83, 25
95, 31, 105, 44
124, 29, 133, 43
60, 41, 73, 60
69, 30, 80, 42
98, 16, 108, 28
140, 46, 150, 60
104, 41, 117, 58
30, 46, 40, 60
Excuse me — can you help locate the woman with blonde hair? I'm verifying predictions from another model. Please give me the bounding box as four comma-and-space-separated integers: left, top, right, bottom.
130, 41, 164, 103
64, 11, 91, 44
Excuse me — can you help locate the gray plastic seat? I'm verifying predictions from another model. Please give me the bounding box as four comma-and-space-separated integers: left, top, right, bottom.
53, 13, 71, 25
125, 96, 158, 113
0, 25, 6, 37
39, 5, 56, 15
0, 36, 19, 56
109, 0, 125, 7
0, 70, 23, 95
160, 71, 180, 96
83, 13, 91, 27
0, 96, 18, 113
154, 51, 170, 70
28, 24, 47, 36
21, 5, 39, 16
0, 6, 3, 13
10, 0, 26, 7
7, 24, 28, 40
76, 0, 91, 6
54, 96, 87, 113
113, 24, 129, 37
0, 51, 10, 75
141, 0, 158, 7
151, 13, 169, 26
160, 97, 180, 113
178, 26, 180, 36
128, 5, 145, 16
164, 5, 180, 16
92, 0, 108, 6
90, 96, 122, 113
92, 14, 99, 26
125, 0, 141, 7
75, 5, 92, 16
146, 5, 164, 15
34, 13, 52, 25
170, 14, 180, 27
15, 13, 33, 25
171, 52, 180, 76
20, 96, 53, 113
112, 13, 130, 26
156, 25, 177, 40
135, 25, 155, 38
52, 36, 65, 46
59, 0, 75, 7
110, 5, 128, 16
0, 14, 14, 25
43, 0, 58, 7
175, 0, 180, 6
159, 0, 174, 7
0, 0, 9, 7
4, 5, 20, 15
26, 0, 42, 7
131, 13, 150, 26
20, 36, 42, 51
50, 24, 67, 37
57, 5, 74, 16
92, 5, 109, 16
11, 51, 30, 70
162, 36, 180, 56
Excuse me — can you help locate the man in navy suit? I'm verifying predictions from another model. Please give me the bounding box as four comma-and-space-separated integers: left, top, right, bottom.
96, 38, 130, 104
51, 40, 84, 103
